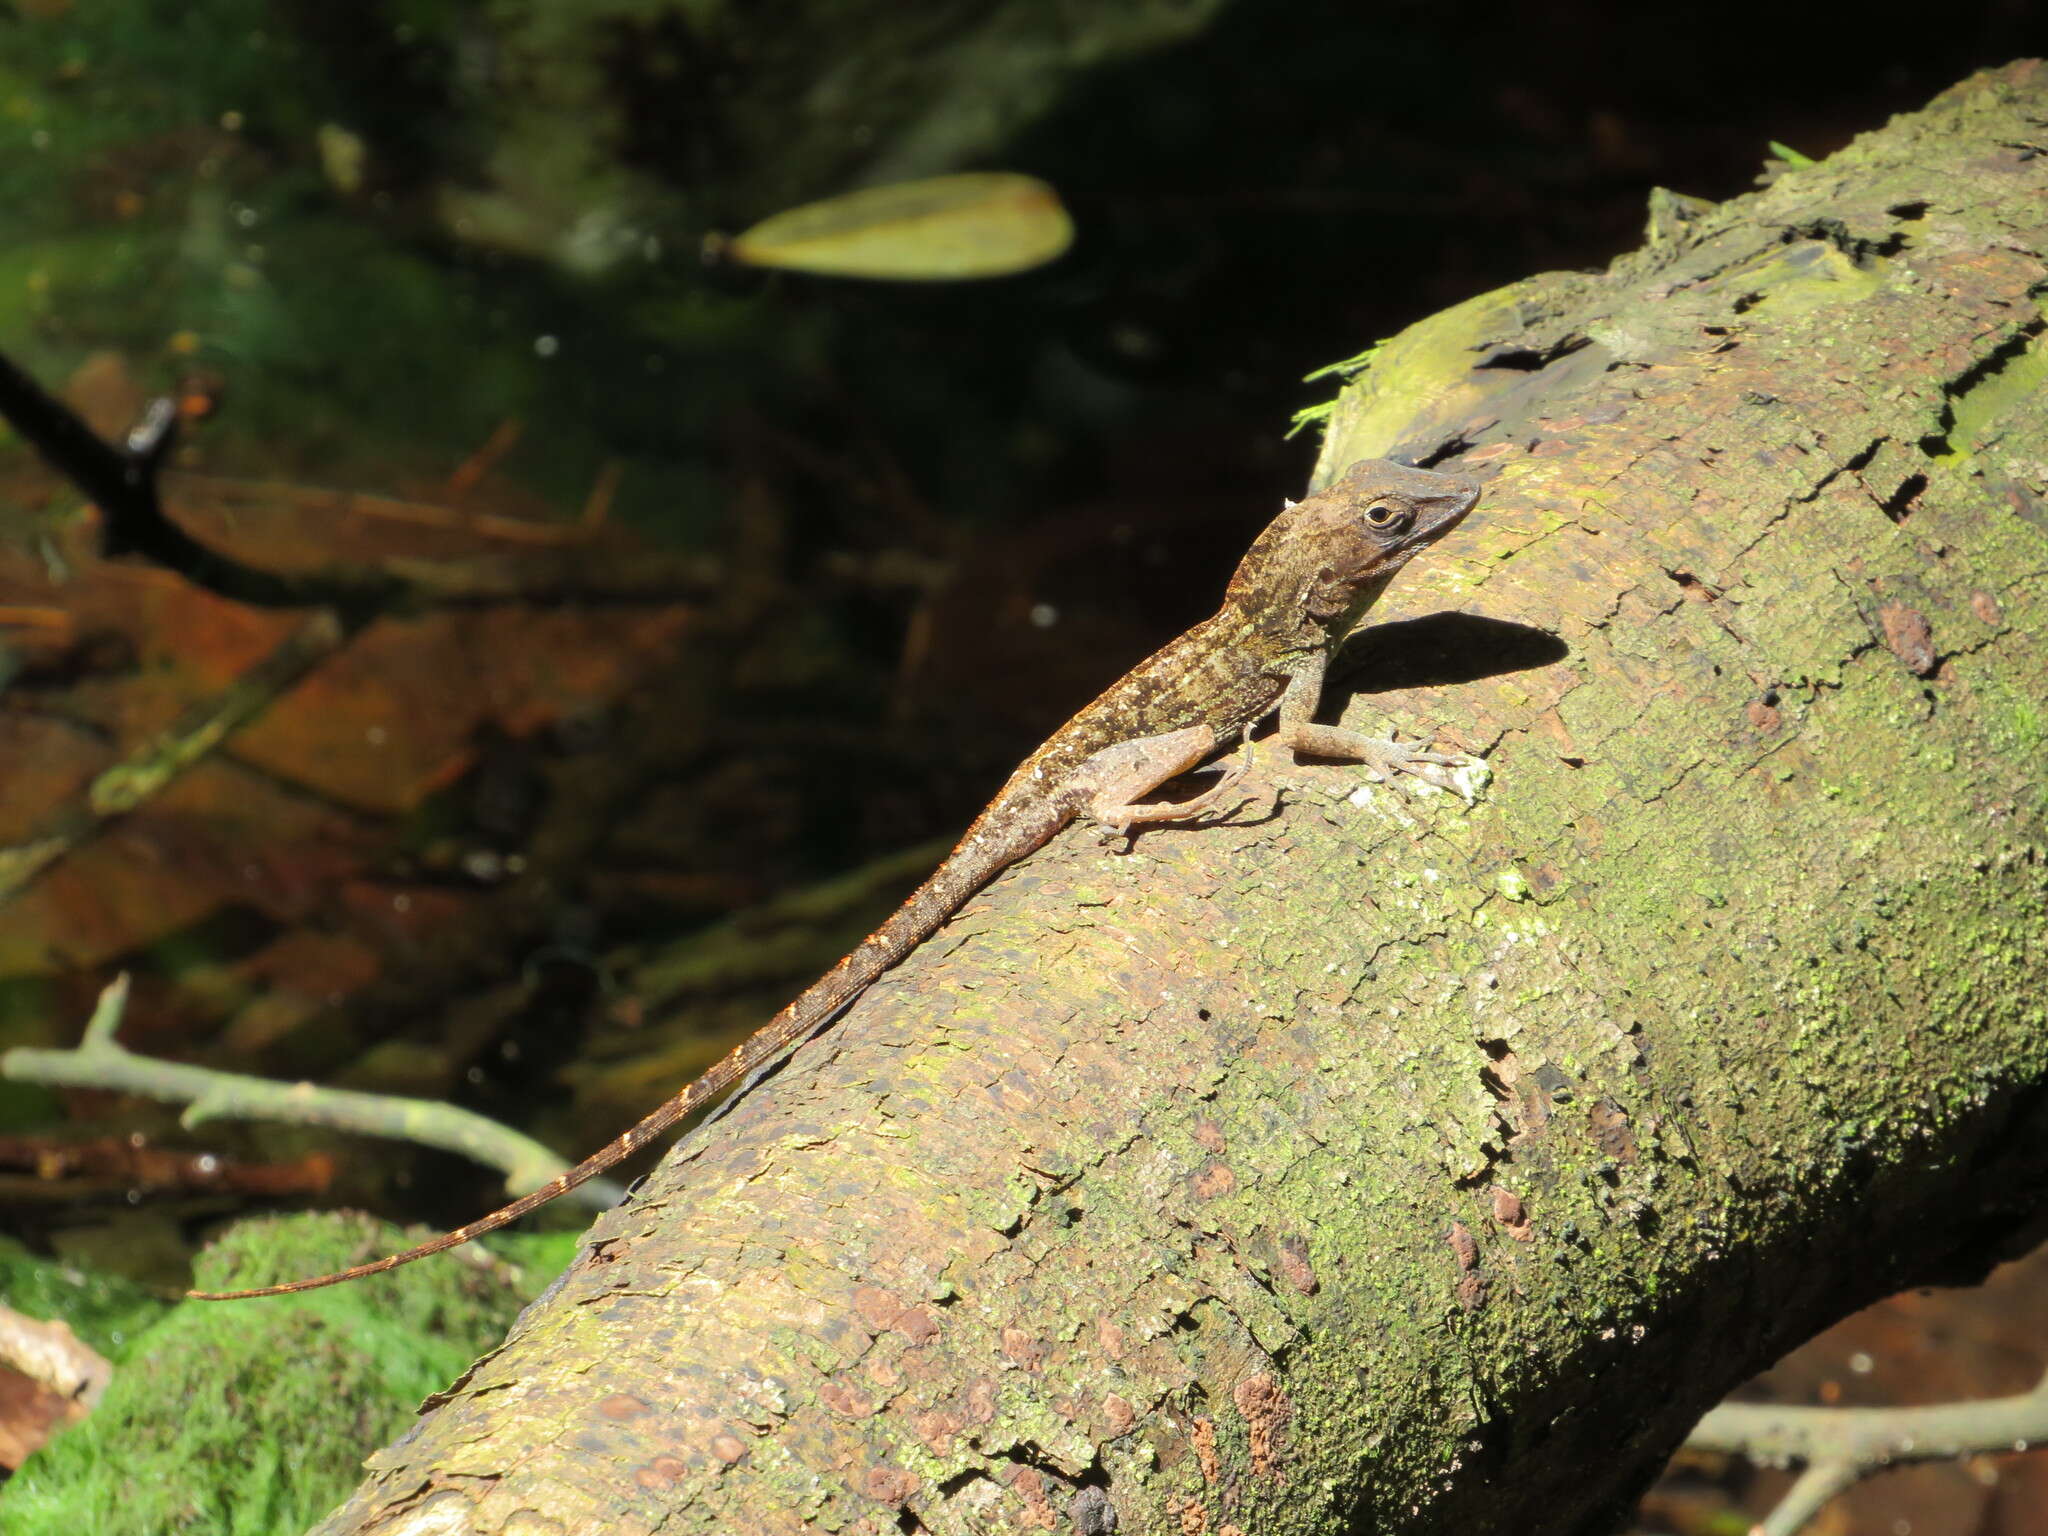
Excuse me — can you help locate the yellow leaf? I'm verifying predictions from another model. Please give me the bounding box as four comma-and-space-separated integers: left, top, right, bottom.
717, 173, 1073, 282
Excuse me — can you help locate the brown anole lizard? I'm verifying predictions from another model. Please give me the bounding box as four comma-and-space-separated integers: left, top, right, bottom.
190, 457, 1481, 1300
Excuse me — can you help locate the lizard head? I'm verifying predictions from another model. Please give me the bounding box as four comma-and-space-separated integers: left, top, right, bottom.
1227, 458, 1480, 631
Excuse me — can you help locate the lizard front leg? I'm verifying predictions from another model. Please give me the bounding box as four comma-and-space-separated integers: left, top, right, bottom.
1274, 652, 1469, 793
1063, 725, 1252, 838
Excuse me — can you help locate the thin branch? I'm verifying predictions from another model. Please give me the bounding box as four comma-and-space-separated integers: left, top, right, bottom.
0, 351, 720, 615
1753, 1462, 1865, 1536
2, 975, 624, 1211
0, 608, 346, 907
1687, 1367, 2048, 1535
0, 354, 395, 614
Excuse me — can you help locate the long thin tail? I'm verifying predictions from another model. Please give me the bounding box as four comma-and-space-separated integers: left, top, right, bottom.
186, 1019, 784, 1299
187, 815, 1046, 1300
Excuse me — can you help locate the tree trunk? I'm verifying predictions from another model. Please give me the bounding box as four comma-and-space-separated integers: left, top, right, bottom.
303, 63, 2048, 1536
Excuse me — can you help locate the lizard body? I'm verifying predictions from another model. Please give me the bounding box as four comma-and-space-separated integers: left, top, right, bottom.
191, 458, 1480, 1299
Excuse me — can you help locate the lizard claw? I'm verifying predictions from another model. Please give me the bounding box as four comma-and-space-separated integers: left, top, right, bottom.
1191, 733, 1266, 824
1353, 737, 1482, 798
1099, 818, 1138, 853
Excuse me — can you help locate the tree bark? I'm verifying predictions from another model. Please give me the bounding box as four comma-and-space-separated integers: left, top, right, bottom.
302, 63, 2048, 1536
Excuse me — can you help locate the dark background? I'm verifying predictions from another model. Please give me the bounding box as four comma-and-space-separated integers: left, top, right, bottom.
1, 2, 2045, 1521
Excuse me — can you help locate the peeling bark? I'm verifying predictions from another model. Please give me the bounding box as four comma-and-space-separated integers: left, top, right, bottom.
303, 64, 2048, 1536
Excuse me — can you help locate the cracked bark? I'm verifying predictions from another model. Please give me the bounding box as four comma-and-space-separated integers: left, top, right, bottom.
299, 63, 2048, 1536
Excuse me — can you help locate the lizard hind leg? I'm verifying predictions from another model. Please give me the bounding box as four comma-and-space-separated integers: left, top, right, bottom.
1066, 724, 1252, 839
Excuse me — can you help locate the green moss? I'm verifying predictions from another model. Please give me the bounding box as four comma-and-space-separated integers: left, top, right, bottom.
1945, 304, 2048, 452
7, 1213, 578, 1536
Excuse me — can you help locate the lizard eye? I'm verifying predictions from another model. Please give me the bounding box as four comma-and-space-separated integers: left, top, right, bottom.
1364, 499, 1412, 531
